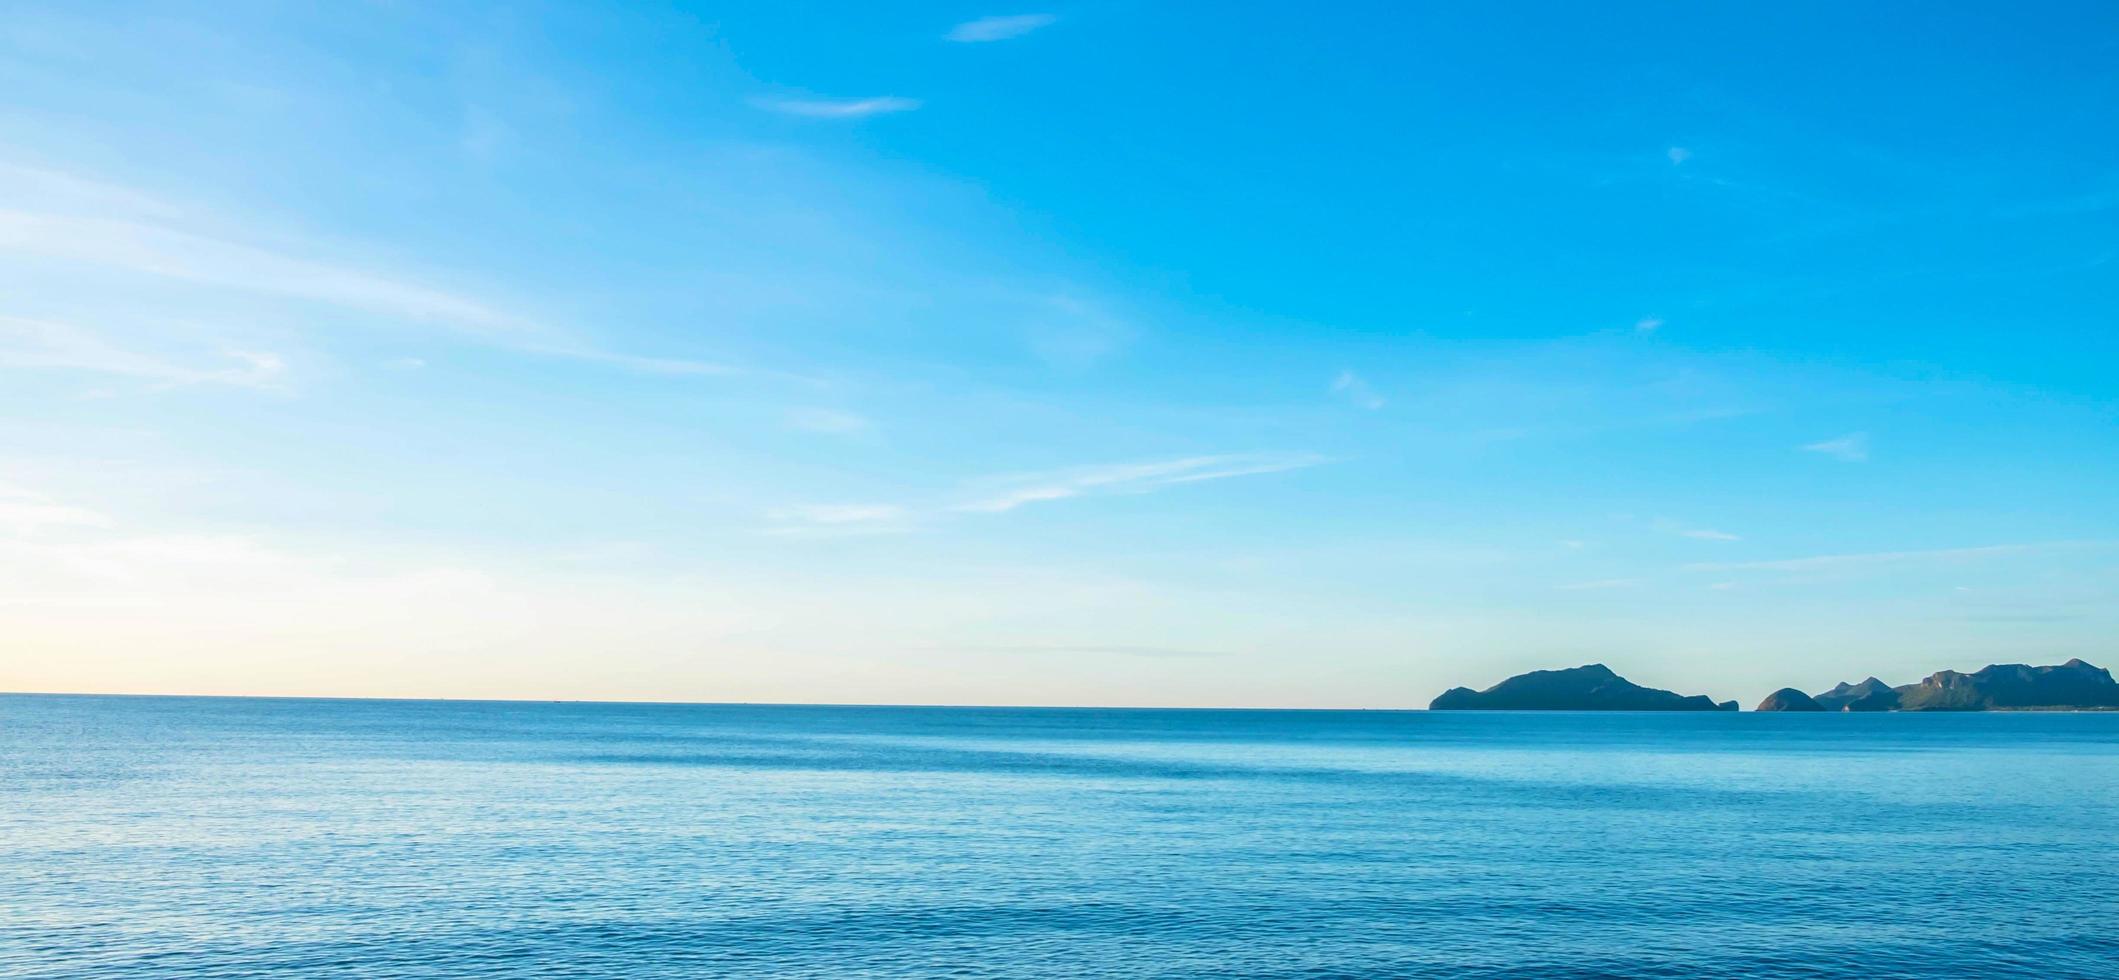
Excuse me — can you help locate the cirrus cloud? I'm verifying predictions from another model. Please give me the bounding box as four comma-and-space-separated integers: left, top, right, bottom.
1802, 432, 1870, 462
954, 453, 1329, 514
752, 96, 922, 118
946, 14, 1057, 42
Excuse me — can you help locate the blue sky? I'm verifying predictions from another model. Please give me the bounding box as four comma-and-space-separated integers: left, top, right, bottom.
2, 2, 2115, 706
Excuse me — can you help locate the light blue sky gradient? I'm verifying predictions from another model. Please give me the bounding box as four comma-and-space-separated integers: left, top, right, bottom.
3, 2, 2115, 705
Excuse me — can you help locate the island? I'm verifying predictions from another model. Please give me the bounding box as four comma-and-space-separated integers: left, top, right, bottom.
1430, 663, 1738, 711
1754, 688, 1824, 712
1435, 659, 2119, 712
1813, 678, 1900, 712
1794, 659, 2119, 712
1894, 659, 2119, 711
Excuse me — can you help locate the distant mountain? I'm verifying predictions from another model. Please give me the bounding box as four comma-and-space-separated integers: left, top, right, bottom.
1806, 660, 2119, 712
1813, 677, 1899, 712
1430, 664, 1738, 711
1432, 660, 2119, 713
1895, 659, 2119, 711
1842, 688, 1904, 712
1755, 688, 1824, 712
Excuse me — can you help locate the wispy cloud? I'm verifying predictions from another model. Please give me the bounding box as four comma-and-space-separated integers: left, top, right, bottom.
1666, 146, 1692, 165
752, 96, 922, 118
760, 452, 1327, 538
1558, 578, 1640, 591
1684, 541, 2108, 573
0, 162, 192, 221
1955, 611, 2090, 623
1653, 517, 1739, 541
1025, 294, 1131, 368
946, 14, 1057, 42
0, 170, 737, 378
0, 316, 287, 390
763, 504, 910, 537
220, 350, 286, 384
0, 483, 114, 535
785, 407, 873, 435
954, 453, 1328, 514
938, 643, 1226, 659
1330, 370, 1386, 410
772, 504, 906, 524
533, 346, 736, 377
1802, 432, 1869, 461
1634, 316, 1664, 333
0, 210, 528, 335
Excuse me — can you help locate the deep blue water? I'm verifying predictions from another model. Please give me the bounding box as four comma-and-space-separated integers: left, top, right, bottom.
3, 696, 2118, 979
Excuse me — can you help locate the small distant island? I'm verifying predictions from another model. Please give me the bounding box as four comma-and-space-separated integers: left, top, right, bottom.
1430, 664, 1737, 711
1756, 688, 1824, 712
1757, 658, 2119, 712
1431, 659, 2119, 712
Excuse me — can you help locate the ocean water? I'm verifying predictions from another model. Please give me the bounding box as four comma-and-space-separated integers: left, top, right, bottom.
3, 696, 2117, 979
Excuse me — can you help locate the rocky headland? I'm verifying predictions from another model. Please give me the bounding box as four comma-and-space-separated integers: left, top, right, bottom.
1430, 664, 1738, 711
1754, 688, 1824, 712
1442, 659, 2119, 712
1760, 659, 2116, 712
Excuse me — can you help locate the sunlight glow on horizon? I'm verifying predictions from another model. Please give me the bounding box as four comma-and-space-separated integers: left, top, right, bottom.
2, 2, 2116, 707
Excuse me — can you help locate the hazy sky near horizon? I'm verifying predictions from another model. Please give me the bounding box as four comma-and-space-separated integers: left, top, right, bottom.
3, 2, 2116, 706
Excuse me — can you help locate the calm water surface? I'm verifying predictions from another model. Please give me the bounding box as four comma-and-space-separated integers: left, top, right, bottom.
4, 695, 2117, 979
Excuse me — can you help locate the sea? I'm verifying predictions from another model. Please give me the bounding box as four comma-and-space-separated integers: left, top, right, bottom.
4, 694, 2117, 979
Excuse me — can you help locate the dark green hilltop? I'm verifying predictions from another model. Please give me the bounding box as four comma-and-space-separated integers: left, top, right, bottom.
1430, 664, 1737, 711
1757, 688, 1825, 712
1813, 677, 1902, 712
1431, 660, 2119, 711
1764, 659, 2119, 712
